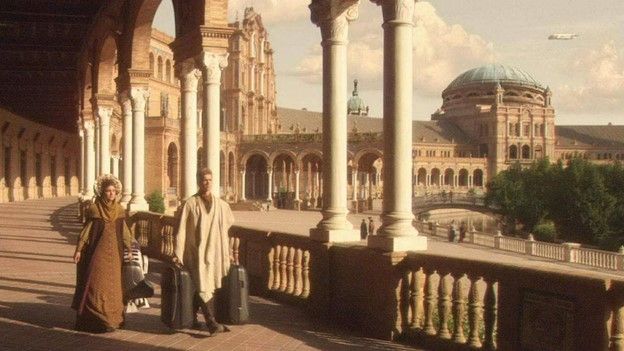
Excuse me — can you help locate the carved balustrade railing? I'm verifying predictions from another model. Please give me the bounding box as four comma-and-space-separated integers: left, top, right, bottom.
398, 252, 624, 350
416, 221, 624, 271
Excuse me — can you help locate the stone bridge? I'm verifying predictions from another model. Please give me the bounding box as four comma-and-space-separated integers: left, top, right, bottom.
412, 193, 500, 215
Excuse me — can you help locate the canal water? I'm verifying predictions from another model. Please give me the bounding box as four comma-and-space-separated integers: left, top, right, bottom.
424, 209, 499, 233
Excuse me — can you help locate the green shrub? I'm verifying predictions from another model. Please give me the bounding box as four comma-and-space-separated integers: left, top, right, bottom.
532, 221, 557, 242
146, 190, 165, 214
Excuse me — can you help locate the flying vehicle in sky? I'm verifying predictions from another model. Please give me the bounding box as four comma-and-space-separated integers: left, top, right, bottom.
548, 33, 580, 40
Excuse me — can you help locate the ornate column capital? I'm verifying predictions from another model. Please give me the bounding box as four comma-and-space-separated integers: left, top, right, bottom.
199, 52, 229, 85
371, 0, 415, 24
309, 0, 359, 44
119, 90, 133, 114
83, 120, 95, 134
130, 86, 150, 112
97, 106, 113, 126
177, 59, 202, 92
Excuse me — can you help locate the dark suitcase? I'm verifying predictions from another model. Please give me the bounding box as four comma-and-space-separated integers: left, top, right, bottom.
161, 264, 195, 329
216, 265, 250, 325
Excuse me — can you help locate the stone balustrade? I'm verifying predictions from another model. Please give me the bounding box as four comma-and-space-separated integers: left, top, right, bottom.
126, 210, 624, 350
417, 221, 624, 271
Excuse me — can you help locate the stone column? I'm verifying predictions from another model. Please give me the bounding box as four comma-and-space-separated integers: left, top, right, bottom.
240, 169, 246, 201
78, 127, 85, 198
369, 0, 426, 251
120, 92, 133, 206
98, 106, 112, 175
294, 169, 301, 201
128, 86, 149, 211
267, 168, 273, 202
309, 0, 360, 242
351, 167, 358, 212
200, 52, 228, 196
111, 155, 119, 178
94, 117, 100, 176
84, 120, 96, 198
178, 60, 201, 200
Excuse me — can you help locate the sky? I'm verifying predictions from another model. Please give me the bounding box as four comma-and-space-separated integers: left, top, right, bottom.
153, 0, 624, 125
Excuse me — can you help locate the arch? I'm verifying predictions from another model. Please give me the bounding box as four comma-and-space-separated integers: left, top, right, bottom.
268, 149, 297, 168
167, 142, 178, 189
509, 145, 518, 159
296, 149, 322, 167
245, 154, 268, 199
443, 168, 454, 186
240, 150, 269, 168
95, 34, 118, 95
417, 167, 426, 186
521, 144, 531, 159
534, 145, 543, 159
473, 169, 484, 187
431, 168, 441, 186
353, 148, 382, 168
157, 55, 163, 80
165, 59, 172, 83
458, 169, 469, 186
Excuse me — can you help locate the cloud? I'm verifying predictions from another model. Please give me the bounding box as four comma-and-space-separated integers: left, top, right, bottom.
291, 2, 496, 97
228, 0, 310, 24
556, 41, 624, 113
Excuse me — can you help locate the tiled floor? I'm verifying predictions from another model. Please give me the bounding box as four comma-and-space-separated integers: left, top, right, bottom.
0, 197, 421, 351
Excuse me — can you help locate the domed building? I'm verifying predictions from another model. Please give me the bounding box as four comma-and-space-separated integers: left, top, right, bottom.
432, 63, 556, 176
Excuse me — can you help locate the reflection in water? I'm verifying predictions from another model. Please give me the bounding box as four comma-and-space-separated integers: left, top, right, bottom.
424, 209, 499, 233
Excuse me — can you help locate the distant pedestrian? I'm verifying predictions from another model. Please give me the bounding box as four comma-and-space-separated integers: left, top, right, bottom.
448, 220, 457, 242
360, 219, 368, 240
459, 222, 467, 243
368, 217, 375, 236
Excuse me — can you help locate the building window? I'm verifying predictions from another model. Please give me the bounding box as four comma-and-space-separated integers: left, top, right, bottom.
521, 145, 531, 159
157, 56, 163, 80
160, 92, 169, 117
509, 145, 518, 159
523, 123, 530, 137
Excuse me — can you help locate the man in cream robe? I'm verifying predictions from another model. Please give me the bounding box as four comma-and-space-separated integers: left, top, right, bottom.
174, 168, 234, 333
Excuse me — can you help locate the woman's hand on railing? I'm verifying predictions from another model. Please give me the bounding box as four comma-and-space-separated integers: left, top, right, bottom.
73, 251, 81, 264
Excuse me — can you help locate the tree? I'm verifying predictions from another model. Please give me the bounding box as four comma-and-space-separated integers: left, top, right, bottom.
548, 158, 615, 245
146, 190, 166, 214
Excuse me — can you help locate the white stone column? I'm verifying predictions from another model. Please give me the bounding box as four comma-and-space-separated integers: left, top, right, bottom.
98, 106, 112, 175
128, 86, 149, 211
351, 169, 358, 200
369, 0, 426, 251
294, 169, 300, 201
178, 60, 201, 199
267, 168, 273, 201
309, 0, 360, 242
111, 155, 119, 178
120, 92, 133, 206
240, 169, 246, 201
94, 117, 100, 176
78, 126, 85, 198
200, 52, 228, 197
84, 120, 96, 198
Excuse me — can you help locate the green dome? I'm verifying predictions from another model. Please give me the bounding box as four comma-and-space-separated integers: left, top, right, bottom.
444, 64, 543, 92
347, 79, 368, 115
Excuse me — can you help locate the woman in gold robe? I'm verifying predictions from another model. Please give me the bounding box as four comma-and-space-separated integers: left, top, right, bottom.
71, 175, 133, 333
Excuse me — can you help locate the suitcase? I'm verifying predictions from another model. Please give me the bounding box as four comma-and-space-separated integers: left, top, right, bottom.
161, 264, 195, 329
216, 265, 250, 325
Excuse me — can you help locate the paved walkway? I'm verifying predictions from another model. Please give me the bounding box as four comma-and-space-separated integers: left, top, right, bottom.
0, 197, 420, 351
235, 209, 624, 281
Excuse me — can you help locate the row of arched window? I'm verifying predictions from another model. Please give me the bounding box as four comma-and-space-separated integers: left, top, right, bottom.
509, 144, 543, 160
148, 52, 175, 84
